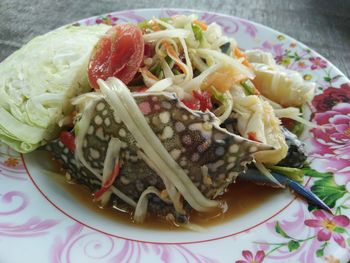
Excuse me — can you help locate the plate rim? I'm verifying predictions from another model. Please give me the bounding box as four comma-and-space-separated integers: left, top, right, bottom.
10, 6, 350, 255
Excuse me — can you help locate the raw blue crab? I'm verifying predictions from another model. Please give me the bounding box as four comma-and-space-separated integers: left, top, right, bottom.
47, 72, 331, 226
47, 78, 274, 224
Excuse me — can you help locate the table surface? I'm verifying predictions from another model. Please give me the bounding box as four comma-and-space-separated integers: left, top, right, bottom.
1, 0, 349, 77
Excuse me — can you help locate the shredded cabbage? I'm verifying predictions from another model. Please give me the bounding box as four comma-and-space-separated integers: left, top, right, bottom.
143, 29, 190, 42
102, 138, 121, 185
138, 150, 185, 214
217, 91, 233, 123
244, 49, 276, 66
134, 186, 162, 223
196, 48, 255, 79
147, 78, 173, 92
183, 63, 221, 91
189, 49, 209, 72
159, 56, 175, 79
233, 94, 288, 165
274, 107, 320, 128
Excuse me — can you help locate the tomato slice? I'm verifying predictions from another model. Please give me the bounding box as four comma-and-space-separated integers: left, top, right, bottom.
88, 24, 144, 89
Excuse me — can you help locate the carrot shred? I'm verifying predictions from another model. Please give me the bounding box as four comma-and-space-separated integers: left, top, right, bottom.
140, 67, 159, 80
193, 19, 208, 30
162, 40, 187, 73
149, 20, 161, 31
233, 47, 253, 68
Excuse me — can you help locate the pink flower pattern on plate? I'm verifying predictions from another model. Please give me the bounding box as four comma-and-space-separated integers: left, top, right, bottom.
0, 217, 60, 237
304, 210, 350, 248
0, 8, 349, 263
260, 41, 284, 59
310, 103, 350, 158
50, 223, 219, 263
235, 250, 265, 263
239, 20, 258, 37
309, 102, 350, 187
309, 57, 327, 70
311, 83, 350, 113
0, 191, 29, 215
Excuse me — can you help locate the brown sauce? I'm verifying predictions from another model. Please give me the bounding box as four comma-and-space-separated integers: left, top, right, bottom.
49, 165, 280, 230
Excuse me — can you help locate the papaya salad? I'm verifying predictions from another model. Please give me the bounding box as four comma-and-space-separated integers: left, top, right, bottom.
0, 14, 326, 228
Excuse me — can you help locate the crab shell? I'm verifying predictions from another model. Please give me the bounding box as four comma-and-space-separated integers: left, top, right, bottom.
47, 92, 273, 222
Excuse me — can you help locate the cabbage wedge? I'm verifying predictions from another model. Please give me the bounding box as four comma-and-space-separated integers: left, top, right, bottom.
0, 24, 110, 152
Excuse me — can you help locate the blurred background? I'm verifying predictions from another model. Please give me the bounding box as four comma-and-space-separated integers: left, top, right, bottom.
0, 0, 349, 76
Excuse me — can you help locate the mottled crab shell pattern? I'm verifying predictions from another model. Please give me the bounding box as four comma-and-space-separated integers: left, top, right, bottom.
48, 92, 272, 221
47, 141, 101, 191
47, 140, 184, 221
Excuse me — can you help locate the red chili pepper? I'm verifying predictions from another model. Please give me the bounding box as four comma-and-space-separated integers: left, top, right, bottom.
181, 99, 200, 110
104, 162, 121, 188
247, 131, 260, 142
94, 186, 109, 200
94, 162, 121, 200
59, 131, 76, 152
181, 91, 213, 112
192, 90, 213, 112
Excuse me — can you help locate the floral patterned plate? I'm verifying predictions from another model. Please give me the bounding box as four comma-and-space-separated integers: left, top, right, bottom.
1, 8, 350, 263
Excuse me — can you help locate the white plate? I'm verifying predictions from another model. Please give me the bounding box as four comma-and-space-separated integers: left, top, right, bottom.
1, 8, 350, 263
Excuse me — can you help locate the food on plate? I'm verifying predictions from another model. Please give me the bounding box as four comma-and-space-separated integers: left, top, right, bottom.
0, 24, 109, 153
49, 78, 272, 223
0, 14, 325, 228
246, 49, 315, 107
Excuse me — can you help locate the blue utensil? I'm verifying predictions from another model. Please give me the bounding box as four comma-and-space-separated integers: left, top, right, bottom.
242, 168, 333, 214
